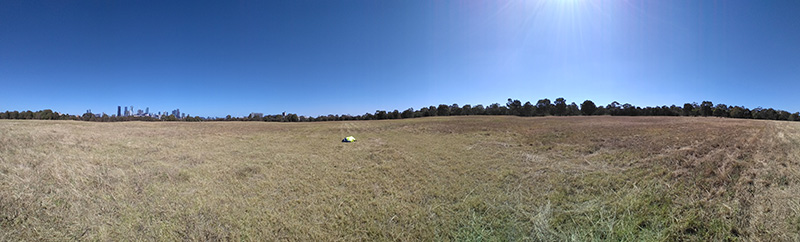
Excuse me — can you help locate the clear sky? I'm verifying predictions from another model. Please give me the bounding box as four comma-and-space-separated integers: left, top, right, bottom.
2, 0, 799, 117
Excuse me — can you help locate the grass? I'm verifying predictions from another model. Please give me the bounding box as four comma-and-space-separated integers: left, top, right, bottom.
1, 116, 799, 240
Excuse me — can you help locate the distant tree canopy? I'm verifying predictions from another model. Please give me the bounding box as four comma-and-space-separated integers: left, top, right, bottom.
3, 97, 799, 123
700, 101, 714, 117
0, 110, 77, 121
535, 98, 552, 116
507, 98, 522, 116
580, 100, 597, 116
683, 103, 695, 116
554, 98, 567, 116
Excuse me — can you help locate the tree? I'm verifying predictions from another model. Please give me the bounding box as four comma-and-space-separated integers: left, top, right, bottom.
621, 103, 636, 116
764, 109, 778, 120
669, 105, 682, 116
450, 104, 462, 116
487, 103, 506, 115
35, 109, 54, 120
713, 104, 729, 117
595, 106, 608, 115
607, 101, 621, 115
664, 105, 679, 116
163, 115, 178, 121
81, 112, 95, 121
790, 112, 800, 121
682, 103, 695, 116
402, 108, 415, 119
506, 98, 522, 116
580, 100, 597, 115
522, 102, 534, 117
568, 102, 581, 115
472, 105, 485, 115
20, 111, 33, 119
700, 101, 713, 117
437, 104, 450, 116
420, 107, 430, 117
248, 113, 263, 121
752, 107, 778, 120
778, 110, 791, 120
362, 112, 374, 120
375, 110, 388, 120
729, 106, 748, 118
427, 106, 437, 116
535, 99, 552, 116
462, 105, 473, 115
751, 107, 764, 119
554, 97, 567, 116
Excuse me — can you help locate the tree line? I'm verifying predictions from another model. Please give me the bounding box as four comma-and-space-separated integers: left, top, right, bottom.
2, 98, 799, 122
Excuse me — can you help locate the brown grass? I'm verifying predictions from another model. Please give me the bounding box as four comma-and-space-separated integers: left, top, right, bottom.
1, 116, 799, 240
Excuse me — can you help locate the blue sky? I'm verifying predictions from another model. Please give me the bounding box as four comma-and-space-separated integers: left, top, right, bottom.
2, 0, 799, 117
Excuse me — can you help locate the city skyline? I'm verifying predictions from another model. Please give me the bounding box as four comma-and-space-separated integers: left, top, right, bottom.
84, 105, 188, 119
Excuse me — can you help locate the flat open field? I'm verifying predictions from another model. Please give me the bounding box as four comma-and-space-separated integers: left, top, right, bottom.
1, 116, 799, 240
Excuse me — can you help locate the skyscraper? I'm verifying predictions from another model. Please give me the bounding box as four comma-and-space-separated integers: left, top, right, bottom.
117, 106, 121, 117
145, 107, 149, 114
124, 107, 128, 117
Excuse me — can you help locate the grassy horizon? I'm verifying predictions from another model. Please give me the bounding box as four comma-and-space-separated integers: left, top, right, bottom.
2, 116, 799, 240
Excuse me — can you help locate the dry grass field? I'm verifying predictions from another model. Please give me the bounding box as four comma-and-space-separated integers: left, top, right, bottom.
1, 116, 799, 241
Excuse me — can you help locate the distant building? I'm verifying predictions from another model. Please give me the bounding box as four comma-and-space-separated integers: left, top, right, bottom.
117, 106, 121, 117
124, 107, 128, 116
